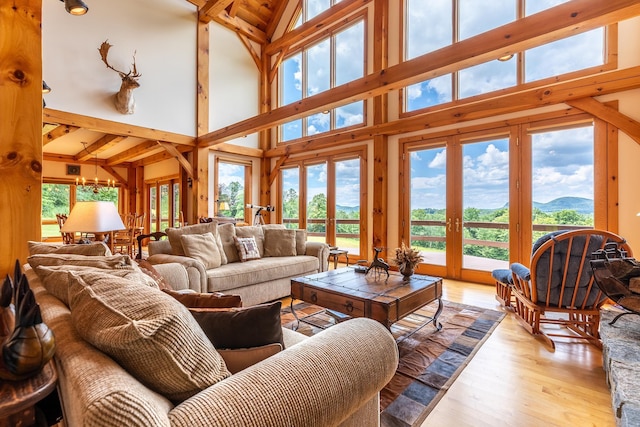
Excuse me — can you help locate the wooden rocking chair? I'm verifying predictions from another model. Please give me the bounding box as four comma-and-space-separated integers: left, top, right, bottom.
509, 229, 631, 351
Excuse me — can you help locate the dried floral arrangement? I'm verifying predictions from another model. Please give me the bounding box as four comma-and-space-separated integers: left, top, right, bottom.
392, 242, 424, 272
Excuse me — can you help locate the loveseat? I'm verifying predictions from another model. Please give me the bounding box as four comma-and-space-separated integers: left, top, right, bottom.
24, 246, 398, 427
147, 222, 330, 306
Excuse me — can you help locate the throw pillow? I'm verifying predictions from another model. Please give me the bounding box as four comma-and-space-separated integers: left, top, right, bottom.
236, 225, 265, 257
218, 223, 238, 264
215, 233, 227, 265
165, 222, 217, 257
234, 236, 261, 262
180, 232, 222, 269
294, 229, 307, 255
32, 264, 159, 306
28, 241, 111, 256
67, 270, 230, 403
136, 259, 171, 290
28, 253, 134, 270
189, 301, 284, 349
263, 229, 296, 257
217, 344, 282, 374
163, 289, 242, 308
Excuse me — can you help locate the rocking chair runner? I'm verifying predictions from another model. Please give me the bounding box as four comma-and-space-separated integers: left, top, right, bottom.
506, 229, 631, 351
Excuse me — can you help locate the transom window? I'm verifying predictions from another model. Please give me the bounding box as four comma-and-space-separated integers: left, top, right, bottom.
403, 0, 608, 112
279, 19, 365, 142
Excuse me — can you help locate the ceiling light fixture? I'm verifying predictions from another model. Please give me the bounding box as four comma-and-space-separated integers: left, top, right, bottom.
76, 142, 115, 194
60, 0, 89, 16
497, 54, 514, 62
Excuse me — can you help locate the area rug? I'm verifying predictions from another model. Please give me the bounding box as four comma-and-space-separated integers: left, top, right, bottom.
281, 300, 505, 427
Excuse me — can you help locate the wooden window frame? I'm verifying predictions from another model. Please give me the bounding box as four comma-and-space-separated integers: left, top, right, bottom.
214, 157, 252, 224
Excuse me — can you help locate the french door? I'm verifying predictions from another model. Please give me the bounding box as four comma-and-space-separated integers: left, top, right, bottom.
279, 150, 367, 260
147, 179, 180, 233
402, 131, 512, 282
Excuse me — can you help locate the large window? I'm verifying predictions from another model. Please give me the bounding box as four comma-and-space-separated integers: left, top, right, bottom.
403, 0, 609, 112
41, 183, 119, 239
215, 159, 251, 223
279, 19, 365, 142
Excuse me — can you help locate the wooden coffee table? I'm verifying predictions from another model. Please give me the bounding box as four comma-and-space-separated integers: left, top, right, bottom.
290, 267, 443, 329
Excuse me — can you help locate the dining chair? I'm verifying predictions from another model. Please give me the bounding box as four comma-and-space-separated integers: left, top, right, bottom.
113, 213, 136, 257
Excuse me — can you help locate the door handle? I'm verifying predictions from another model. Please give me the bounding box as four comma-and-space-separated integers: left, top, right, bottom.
455, 218, 460, 233
447, 218, 452, 232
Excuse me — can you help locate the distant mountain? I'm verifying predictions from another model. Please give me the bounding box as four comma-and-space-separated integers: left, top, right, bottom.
533, 197, 593, 215
336, 204, 359, 213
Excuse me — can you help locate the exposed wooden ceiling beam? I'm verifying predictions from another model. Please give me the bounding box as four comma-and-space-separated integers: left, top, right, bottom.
76, 134, 125, 162
199, 0, 234, 21
43, 109, 196, 146
185, 0, 207, 7
158, 141, 194, 178
43, 124, 80, 146
107, 140, 162, 166
265, 0, 292, 40
213, 10, 267, 44
101, 165, 127, 186
265, 66, 640, 157
566, 97, 640, 145
43, 152, 132, 167
200, 0, 640, 147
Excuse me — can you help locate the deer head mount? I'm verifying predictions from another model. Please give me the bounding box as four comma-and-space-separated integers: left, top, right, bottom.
98, 40, 141, 114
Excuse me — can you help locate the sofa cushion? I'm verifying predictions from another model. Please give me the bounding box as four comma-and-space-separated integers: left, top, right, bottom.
294, 229, 307, 255
215, 233, 227, 265
181, 232, 222, 269
217, 343, 282, 374
236, 226, 265, 257
234, 236, 261, 262
28, 241, 111, 256
67, 270, 230, 403
218, 223, 238, 264
165, 222, 217, 256
32, 264, 158, 306
264, 228, 297, 257
189, 301, 284, 349
163, 289, 242, 308
206, 256, 320, 293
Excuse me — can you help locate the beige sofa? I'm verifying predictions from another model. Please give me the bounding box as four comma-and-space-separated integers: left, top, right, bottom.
26, 260, 398, 427
147, 222, 330, 306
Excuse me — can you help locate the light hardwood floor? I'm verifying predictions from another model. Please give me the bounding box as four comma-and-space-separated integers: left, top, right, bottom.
422, 279, 614, 427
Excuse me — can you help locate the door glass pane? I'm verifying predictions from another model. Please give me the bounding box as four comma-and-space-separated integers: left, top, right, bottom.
282, 167, 300, 229
42, 183, 70, 238
149, 187, 157, 233
173, 183, 180, 227
218, 162, 246, 222
159, 184, 170, 231
335, 159, 360, 255
462, 139, 510, 271
531, 125, 594, 243
409, 147, 447, 266
306, 163, 327, 242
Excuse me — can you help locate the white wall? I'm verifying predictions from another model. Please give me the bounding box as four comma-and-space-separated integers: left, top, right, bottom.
43, 0, 197, 136
209, 24, 260, 148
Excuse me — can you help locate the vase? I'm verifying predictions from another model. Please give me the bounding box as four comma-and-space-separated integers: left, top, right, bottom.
399, 265, 414, 278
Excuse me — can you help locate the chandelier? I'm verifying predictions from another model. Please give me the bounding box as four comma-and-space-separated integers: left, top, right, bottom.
76, 142, 116, 194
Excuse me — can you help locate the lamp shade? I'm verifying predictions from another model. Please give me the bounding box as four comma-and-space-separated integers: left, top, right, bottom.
60, 201, 125, 233
219, 201, 230, 211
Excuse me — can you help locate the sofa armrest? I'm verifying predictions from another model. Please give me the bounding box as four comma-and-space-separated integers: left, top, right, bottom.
168, 318, 398, 427
147, 254, 207, 292
151, 262, 190, 291
305, 241, 330, 272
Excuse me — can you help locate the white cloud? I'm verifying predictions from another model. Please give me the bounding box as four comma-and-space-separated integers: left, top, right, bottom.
428, 150, 446, 168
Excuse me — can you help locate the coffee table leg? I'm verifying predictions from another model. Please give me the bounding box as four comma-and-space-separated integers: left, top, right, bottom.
433, 298, 443, 331
290, 299, 300, 331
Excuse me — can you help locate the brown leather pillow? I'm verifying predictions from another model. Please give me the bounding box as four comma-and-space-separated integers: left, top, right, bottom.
136, 259, 171, 290
189, 301, 284, 349
163, 289, 242, 308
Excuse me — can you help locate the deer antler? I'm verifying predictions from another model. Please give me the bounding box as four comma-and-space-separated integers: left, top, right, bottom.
98, 40, 141, 78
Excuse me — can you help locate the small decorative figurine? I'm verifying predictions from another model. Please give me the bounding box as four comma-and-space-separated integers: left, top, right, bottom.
366, 247, 390, 279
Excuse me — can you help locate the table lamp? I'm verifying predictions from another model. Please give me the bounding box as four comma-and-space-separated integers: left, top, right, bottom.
60, 201, 125, 251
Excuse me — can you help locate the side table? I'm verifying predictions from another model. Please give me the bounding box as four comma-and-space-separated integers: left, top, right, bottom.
328, 247, 349, 269
0, 360, 59, 427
